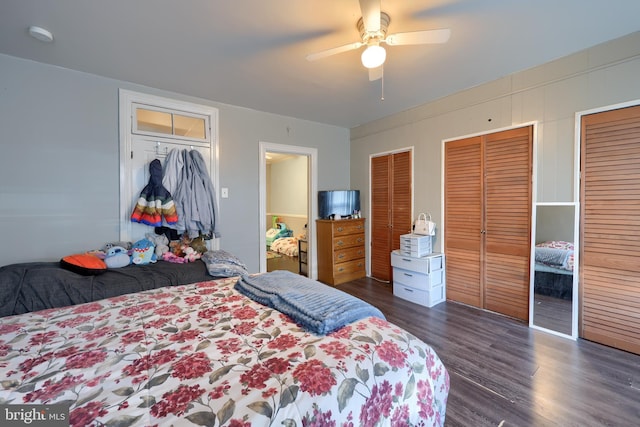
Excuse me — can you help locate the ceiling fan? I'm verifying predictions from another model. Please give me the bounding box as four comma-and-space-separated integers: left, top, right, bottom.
306, 0, 451, 81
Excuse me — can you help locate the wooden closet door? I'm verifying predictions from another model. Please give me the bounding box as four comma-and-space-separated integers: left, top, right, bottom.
581, 105, 640, 355
484, 127, 532, 321
371, 155, 392, 280
445, 136, 483, 307
371, 151, 412, 281
445, 127, 532, 321
391, 151, 412, 252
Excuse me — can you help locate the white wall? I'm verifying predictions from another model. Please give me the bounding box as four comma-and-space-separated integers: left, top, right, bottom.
267, 156, 308, 238
0, 54, 350, 271
268, 156, 308, 217
351, 32, 640, 255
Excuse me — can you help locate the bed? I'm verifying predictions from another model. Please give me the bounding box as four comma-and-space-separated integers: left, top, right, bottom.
0, 249, 250, 318
266, 223, 293, 248
534, 241, 574, 300
0, 271, 449, 426
269, 236, 300, 257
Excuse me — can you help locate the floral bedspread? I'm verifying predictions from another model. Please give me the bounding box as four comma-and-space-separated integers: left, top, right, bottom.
0, 277, 449, 426
535, 240, 574, 272
270, 237, 299, 257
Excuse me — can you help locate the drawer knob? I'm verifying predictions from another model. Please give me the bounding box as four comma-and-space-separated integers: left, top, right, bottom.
337, 227, 344, 232
336, 240, 344, 246
338, 253, 345, 259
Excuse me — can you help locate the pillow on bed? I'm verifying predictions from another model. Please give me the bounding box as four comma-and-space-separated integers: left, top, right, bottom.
60, 253, 108, 275
201, 250, 249, 277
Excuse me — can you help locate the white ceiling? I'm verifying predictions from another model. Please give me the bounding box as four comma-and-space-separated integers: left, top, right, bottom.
1, 0, 640, 129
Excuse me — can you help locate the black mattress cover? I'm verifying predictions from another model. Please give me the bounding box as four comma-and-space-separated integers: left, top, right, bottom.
0, 260, 215, 318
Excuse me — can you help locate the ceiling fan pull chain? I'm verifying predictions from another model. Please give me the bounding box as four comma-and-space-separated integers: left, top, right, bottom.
381, 67, 385, 101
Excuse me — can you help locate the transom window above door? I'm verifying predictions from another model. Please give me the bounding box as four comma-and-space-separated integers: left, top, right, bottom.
133, 103, 209, 142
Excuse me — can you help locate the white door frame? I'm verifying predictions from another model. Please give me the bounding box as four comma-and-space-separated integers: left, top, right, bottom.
259, 142, 318, 278
118, 89, 219, 245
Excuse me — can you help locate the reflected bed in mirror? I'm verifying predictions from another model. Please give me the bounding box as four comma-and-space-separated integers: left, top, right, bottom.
532, 205, 576, 336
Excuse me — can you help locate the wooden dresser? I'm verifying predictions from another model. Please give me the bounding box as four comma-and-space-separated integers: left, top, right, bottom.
316, 218, 366, 285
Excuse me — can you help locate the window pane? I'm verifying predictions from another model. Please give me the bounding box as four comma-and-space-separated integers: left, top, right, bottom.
174, 114, 206, 139
137, 108, 172, 134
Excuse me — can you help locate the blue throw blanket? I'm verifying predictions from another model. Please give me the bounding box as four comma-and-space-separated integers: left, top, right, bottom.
235, 270, 385, 335
535, 247, 571, 268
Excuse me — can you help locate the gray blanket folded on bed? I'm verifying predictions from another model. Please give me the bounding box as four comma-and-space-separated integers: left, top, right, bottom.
235, 270, 385, 334
535, 247, 571, 268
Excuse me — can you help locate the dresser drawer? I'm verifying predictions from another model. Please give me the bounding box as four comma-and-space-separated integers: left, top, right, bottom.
333, 233, 365, 249
393, 283, 445, 308
333, 258, 365, 276
391, 251, 443, 274
393, 267, 443, 290
334, 246, 365, 263
332, 221, 365, 236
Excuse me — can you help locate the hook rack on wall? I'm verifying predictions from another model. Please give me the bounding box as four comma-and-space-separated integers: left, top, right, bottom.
156, 142, 169, 156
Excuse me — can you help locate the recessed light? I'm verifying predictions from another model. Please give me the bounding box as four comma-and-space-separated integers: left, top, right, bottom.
28, 26, 54, 43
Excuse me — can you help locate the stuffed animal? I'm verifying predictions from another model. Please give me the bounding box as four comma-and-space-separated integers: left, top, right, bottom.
189, 235, 208, 254
162, 251, 188, 263
102, 241, 132, 252
146, 232, 170, 257
104, 246, 130, 269
169, 240, 185, 257
130, 238, 157, 265
182, 246, 201, 262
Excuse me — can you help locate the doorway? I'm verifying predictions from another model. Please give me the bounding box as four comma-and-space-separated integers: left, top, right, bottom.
259, 142, 318, 278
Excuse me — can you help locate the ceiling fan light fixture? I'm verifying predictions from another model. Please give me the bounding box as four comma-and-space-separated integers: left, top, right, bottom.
361, 44, 386, 69
28, 26, 54, 43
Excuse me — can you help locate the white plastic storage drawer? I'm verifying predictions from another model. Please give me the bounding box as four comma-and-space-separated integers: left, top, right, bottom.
391, 250, 443, 274
393, 267, 443, 290
393, 283, 445, 308
399, 234, 432, 257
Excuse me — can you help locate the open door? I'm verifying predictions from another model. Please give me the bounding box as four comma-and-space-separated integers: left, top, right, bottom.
259, 142, 318, 279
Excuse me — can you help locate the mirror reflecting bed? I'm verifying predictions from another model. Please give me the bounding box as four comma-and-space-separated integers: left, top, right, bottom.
532, 205, 576, 336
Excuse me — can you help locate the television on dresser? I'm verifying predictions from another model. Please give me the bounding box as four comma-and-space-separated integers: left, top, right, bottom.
318, 190, 360, 219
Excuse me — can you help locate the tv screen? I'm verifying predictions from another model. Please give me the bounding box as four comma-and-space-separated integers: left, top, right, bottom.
318, 190, 360, 219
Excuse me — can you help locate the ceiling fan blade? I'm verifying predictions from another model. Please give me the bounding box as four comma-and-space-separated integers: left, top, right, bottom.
305, 41, 364, 61
385, 28, 451, 46
368, 66, 383, 81
359, 0, 381, 32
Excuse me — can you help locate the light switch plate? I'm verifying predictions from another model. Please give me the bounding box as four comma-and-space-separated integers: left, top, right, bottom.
221, 188, 229, 198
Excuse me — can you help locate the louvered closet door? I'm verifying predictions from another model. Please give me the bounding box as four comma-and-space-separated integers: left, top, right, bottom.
445, 127, 532, 320
581, 105, 640, 355
371, 151, 412, 282
484, 127, 532, 321
391, 151, 412, 252
371, 155, 392, 280
445, 137, 483, 307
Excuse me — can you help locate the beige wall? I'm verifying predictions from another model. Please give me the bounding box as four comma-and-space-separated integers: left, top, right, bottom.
351, 31, 640, 257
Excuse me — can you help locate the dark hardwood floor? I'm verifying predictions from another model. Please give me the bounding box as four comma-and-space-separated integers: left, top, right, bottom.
266, 252, 299, 274
338, 277, 640, 427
